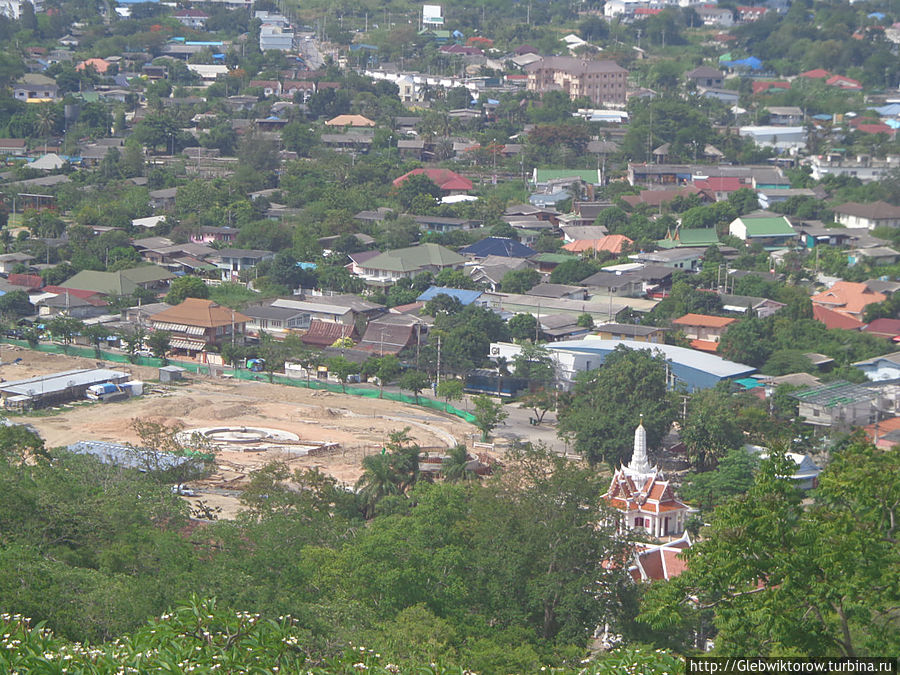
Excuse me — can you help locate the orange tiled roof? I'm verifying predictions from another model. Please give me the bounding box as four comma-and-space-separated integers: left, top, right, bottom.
690, 339, 720, 353
810, 281, 885, 318
151, 298, 249, 328
673, 313, 737, 328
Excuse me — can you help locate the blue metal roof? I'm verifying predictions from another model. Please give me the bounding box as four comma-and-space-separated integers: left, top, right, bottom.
460, 236, 537, 259
67, 440, 197, 471
417, 286, 483, 305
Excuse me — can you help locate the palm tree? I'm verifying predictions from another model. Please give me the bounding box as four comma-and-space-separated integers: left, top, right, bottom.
34, 104, 57, 154
355, 453, 402, 519
441, 444, 473, 482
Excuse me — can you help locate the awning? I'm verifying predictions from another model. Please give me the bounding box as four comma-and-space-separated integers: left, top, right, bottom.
152, 322, 206, 336
169, 338, 207, 351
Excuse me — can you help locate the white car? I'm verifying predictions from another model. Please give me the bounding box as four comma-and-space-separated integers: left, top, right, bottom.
171, 484, 196, 497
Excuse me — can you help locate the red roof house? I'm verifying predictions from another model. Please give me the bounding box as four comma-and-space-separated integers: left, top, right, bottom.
812, 304, 864, 331
798, 69, 831, 80
863, 318, 900, 341
826, 74, 862, 90
392, 168, 474, 194
752, 80, 790, 95
810, 281, 885, 320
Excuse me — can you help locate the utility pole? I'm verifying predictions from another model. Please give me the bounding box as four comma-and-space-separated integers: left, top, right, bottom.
436, 334, 442, 385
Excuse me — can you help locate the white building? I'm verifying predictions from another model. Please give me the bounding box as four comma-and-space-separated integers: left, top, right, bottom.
603, 421, 689, 538
260, 25, 295, 51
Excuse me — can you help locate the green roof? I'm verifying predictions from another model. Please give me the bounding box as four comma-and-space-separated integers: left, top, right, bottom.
363, 243, 466, 273
738, 216, 795, 237
658, 228, 720, 248
533, 253, 576, 263
120, 265, 175, 284
61, 270, 138, 296
533, 169, 601, 185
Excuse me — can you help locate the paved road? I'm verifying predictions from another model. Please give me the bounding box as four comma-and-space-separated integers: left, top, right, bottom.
297, 33, 324, 70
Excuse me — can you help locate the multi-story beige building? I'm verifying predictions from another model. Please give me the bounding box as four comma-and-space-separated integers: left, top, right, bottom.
525, 57, 628, 105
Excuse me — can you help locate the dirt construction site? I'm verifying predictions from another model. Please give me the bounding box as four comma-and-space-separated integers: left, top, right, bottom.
0, 346, 482, 518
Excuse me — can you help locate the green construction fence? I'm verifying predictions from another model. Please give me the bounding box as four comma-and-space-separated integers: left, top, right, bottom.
0, 338, 477, 424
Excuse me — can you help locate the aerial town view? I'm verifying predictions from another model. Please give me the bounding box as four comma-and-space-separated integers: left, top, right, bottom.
0, 0, 898, 670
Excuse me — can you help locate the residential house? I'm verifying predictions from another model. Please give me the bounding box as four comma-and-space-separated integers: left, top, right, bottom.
0, 252, 35, 274
795, 223, 854, 248
595, 323, 666, 343
693, 177, 744, 201
13, 74, 58, 102
826, 74, 861, 90
728, 213, 796, 246
249, 80, 281, 97
58, 266, 174, 297
35, 292, 108, 319
191, 226, 238, 245
792, 381, 878, 428
412, 215, 481, 233
718, 293, 785, 318
812, 304, 865, 331
352, 243, 466, 286
562, 234, 632, 255
538, 313, 592, 341
758, 188, 819, 211
524, 56, 628, 106
149, 187, 178, 211
358, 314, 429, 355
260, 25, 295, 52
460, 237, 536, 260
173, 8, 209, 28
697, 5, 734, 26
325, 114, 376, 128
417, 286, 485, 307
526, 283, 587, 301
766, 106, 803, 125
658, 227, 720, 249
392, 168, 473, 195
620, 185, 706, 209
833, 201, 900, 230
630, 248, 705, 271
848, 246, 900, 267
853, 352, 900, 381
242, 303, 312, 339
150, 298, 249, 355
214, 248, 275, 281
686, 66, 724, 88
810, 281, 886, 321
862, 318, 900, 341
465, 256, 532, 292
580, 270, 645, 298
0, 139, 26, 155
671, 313, 737, 352
560, 225, 609, 242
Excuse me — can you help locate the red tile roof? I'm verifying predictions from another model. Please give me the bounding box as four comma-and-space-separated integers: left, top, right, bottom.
301, 319, 358, 347
752, 80, 790, 95
689, 339, 720, 352
863, 318, 900, 339
392, 168, 473, 192
693, 176, 745, 193
8, 273, 43, 289
41, 286, 107, 306
673, 313, 737, 328
811, 281, 885, 318
826, 74, 861, 89
798, 68, 831, 79
562, 234, 632, 254
151, 298, 249, 328
812, 304, 864, 330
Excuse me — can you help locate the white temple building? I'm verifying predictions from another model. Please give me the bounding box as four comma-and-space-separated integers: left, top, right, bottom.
603, 419, 689, 538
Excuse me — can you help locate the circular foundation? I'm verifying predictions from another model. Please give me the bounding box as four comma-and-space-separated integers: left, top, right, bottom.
177, 426, 306, 452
